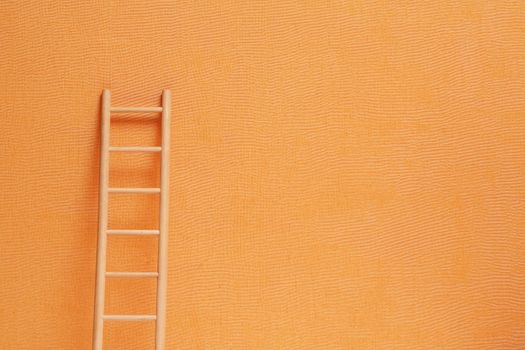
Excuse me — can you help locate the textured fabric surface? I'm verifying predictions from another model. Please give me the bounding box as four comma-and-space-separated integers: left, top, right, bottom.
1, 1, 524, 349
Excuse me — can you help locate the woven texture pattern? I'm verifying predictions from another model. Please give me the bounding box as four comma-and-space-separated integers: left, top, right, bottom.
1, 1, 524, 349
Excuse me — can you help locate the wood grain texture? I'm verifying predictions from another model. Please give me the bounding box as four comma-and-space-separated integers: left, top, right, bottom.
1, 1, 524, 349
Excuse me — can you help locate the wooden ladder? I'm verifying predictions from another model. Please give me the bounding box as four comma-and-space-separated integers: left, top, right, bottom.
92, 89, 171, 350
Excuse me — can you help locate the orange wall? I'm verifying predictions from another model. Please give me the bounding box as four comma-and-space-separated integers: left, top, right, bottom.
1, 1, 524, 349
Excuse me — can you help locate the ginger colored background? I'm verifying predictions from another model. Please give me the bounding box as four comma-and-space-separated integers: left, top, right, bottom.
1, 1, 524, 349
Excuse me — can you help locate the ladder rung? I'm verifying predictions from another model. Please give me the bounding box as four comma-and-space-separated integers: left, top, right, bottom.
107, 229, 160, 236
103, 315, 156, 321
110, 107, 162, 113
109, 146, 161, 152
106, 272, 158, 278
108, 187, 160, 193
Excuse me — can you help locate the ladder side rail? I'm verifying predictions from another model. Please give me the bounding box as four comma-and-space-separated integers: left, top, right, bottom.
93, 89, 111, 350
155, 89, 171, 350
